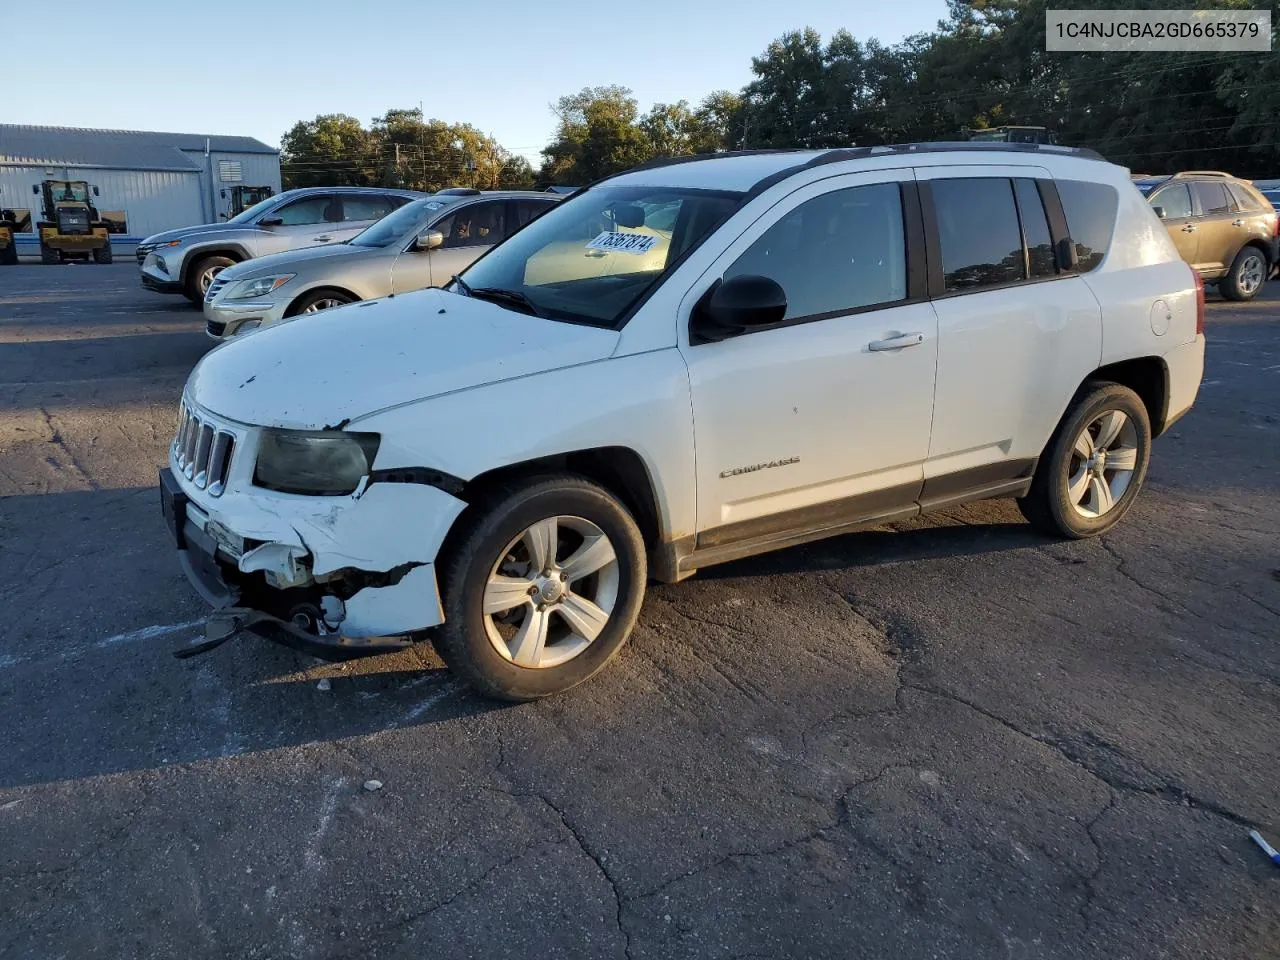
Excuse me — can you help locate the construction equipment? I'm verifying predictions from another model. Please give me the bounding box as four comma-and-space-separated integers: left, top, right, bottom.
0, 201, 17, 265
226, 184, 273, 218
965, 125, 1058, 145
33, 180, 112, 264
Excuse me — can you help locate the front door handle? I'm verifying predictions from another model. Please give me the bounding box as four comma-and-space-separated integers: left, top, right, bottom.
1231, 218, 1244, 227
313, 234, 334, 242
869, 332, 924, 352
1180, 224, 1196, 233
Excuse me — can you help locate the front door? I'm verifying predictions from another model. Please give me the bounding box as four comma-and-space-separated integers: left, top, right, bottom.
680, 170, 938, 550
1188, 179, 1237, 276
1149, 182, 1199, 267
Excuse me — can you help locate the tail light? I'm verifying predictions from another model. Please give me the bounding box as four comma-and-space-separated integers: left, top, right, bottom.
1192, 266, 1205, 337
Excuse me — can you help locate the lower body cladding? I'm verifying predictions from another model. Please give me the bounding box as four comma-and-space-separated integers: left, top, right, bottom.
160, 467, 466, 660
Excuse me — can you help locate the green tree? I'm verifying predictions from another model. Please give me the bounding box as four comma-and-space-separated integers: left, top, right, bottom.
543, 86, 652, 184
279, 114, 377, 188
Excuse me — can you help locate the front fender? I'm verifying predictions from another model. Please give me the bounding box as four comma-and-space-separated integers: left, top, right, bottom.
351, 348, 697, 547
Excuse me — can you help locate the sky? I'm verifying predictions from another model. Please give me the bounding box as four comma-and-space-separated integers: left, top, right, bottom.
2, 0, 947, 165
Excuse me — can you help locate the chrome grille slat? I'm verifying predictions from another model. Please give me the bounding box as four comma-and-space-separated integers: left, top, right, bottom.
205, 276, 230, 304
172, 399, 236, 497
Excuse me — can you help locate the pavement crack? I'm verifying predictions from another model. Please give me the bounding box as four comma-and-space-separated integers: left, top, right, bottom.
1097, 537, 1191, 616
37, 405, 100, 491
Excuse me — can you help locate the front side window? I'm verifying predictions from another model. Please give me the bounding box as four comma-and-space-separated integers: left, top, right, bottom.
1192, 181, 1233, 216
1149, 183, 1192, 220
1058, 179, 1119, 273
932, 178, 1024, 292
458, 186, 741, 328
437, 201, 507, 247
341, 194, 397, 222
724, 182, 907, 320
274, 195, 337, 226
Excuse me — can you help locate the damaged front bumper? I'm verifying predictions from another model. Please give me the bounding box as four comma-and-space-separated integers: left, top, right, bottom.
160, 462, 466, 661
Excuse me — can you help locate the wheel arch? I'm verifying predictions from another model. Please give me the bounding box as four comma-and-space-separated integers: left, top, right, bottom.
284, 285, 362, 317
1085, 356, 1169, 436
437, 445, 674, 582
180, 246, 248, 286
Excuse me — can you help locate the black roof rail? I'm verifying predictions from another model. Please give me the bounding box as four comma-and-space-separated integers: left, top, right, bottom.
434, 187, 482, 196
745, 141, 1106, 199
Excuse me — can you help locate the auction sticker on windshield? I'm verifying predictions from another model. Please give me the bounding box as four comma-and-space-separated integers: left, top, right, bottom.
587, 232, 659, 255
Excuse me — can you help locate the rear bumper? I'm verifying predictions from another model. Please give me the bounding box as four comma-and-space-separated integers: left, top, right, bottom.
1161, 333, 1205, 434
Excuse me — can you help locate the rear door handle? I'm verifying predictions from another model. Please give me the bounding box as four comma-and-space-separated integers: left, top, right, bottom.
1231, 219, 1244, 227
869, 332, 924, 352
313, 234, 333, 242
1180, 224, 1196, 233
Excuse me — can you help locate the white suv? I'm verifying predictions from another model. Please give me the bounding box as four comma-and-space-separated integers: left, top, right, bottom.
161, 144, 1205, 700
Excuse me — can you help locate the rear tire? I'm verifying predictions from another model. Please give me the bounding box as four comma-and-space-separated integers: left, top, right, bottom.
92, 243, 112, 264
432, 475, 647, 701
40, 242, 59, 265
1220, 246, 1267, 302
1017, 382, 1151, 539
185, 255, 235, 303
0, 242, 16, 265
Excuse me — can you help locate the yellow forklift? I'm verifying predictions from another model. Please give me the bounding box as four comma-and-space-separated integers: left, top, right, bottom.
33, 180, 112, 264
0, 203, 17, 265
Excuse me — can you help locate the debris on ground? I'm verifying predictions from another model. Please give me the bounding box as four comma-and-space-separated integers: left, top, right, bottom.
1250, 830, 1280, 866
316, 678, 331, 692
363, 779, 383, 792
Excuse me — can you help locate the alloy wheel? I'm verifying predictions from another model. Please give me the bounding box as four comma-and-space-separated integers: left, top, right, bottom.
1238, 253, 1264, 296
1066, 409, 1140, 519
481, 515, 619, 669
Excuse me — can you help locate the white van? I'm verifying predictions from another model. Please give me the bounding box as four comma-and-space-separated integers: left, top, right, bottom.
161, 143, 1205, 700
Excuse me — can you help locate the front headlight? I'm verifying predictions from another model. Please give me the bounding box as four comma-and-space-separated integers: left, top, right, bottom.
253, 430, 380, 496
226, 274, 295, 300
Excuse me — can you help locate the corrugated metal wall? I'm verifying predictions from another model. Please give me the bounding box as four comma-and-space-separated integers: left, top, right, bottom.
0, 149, 280, 250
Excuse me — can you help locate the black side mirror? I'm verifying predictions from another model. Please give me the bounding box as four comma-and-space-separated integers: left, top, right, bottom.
93, 186, 100, 197
32, 185, 39, 195
1151, 205, 1166, 219
691, 274, 787, 343
258, 216, 283, 227
610, 203, 645, 228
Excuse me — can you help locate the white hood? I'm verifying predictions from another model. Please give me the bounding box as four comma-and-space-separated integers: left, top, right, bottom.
187, 288, 620, 430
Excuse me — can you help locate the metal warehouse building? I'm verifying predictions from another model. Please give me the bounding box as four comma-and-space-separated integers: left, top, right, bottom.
0, 124, 280, 255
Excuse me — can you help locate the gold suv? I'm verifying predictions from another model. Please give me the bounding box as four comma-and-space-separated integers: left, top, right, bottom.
1134, 171, 1278, 301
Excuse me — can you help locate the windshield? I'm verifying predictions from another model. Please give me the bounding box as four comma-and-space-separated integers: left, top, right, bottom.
348, 197, 449, 248
49, 181, 89, 202
231, 194, 287, 224
458, 186, 741, 328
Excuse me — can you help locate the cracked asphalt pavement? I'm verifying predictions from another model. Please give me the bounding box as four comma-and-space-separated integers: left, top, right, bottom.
1, 264, 1278, 959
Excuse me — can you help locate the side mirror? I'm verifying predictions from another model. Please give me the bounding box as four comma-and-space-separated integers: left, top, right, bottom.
691, 275, 787, 343
93, 186, 100, 197
609, 203, 645, 228
1151, 205, 1166, 219
416, 230, 444, 251
32, 185, 39, 195
258, 216, 283, 227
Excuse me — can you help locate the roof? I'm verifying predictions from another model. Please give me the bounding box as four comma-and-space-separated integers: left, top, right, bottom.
609, 143, 1107, 193
0, 124, 278, 172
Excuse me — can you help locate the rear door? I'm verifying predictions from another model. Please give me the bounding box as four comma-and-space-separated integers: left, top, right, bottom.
332, 193, 402, 244
918, 167, 1103, 490
1148, 182, 1199, 266
1189, 180, 1238, 276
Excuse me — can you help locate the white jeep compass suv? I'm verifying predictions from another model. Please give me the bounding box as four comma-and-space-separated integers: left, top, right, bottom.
161, 143, 1205, 700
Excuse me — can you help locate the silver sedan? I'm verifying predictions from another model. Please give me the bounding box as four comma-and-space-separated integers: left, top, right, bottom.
202, 190, 560, 340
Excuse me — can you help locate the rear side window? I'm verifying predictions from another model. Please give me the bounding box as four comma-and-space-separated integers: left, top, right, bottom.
342, 195, 397, 222
1014, 178, 1056, 279
1226, 182, 1267, 212
1057, 180, 1119, 273
725, 182, 907, 320
514, 199, 555, 228
1192, 181, 1233, 216
931, 178, 1023, 292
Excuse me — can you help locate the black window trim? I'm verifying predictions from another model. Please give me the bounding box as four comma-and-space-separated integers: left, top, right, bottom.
689, 180, 929, 344
921, 176, 1084, 301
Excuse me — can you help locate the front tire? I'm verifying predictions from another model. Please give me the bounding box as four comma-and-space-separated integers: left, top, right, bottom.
433, 475, 647, 701
1018, 382, 1151, 539
0, 242, 16, 265
1220, 246, 1267, 302
185, 255, 235, 303
40, 242, 59, 265
92, 242, 112, 264
287, 289, 357, 316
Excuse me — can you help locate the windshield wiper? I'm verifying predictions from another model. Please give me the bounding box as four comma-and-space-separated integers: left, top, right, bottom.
450, 274, 473, 296
470, 286, 543, 317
